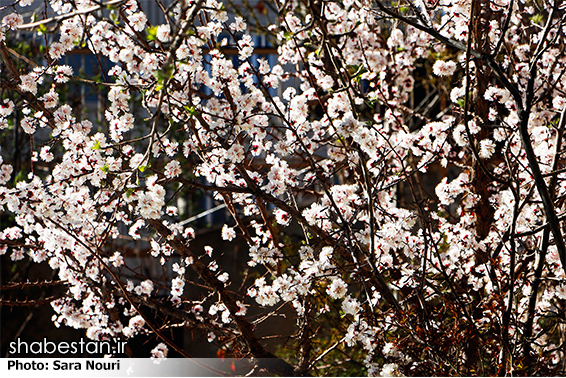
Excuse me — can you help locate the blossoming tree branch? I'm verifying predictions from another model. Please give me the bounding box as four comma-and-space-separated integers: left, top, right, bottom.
1, 0, 566, 375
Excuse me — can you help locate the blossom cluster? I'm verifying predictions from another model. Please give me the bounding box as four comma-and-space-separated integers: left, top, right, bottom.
2, 0, 566, 375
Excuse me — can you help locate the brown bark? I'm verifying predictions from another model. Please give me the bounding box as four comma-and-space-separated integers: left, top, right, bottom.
470, 0, 495, 261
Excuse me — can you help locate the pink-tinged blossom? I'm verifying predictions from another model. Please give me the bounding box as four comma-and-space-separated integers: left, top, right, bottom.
49, 42, 67, 60
164, 160, 182, 178
274, 208, 291, 226
10, 248, 25, 261
18, 74, 38, 95
127, 12, 147, 32
0, 164, 12, 184
40, 89, 59, 109
156, 24, 171, 42
468, 120, 481, 134
171, 277, 184, 297
128, 219, 145, 239
209, 303, 220, 316
479, 139, 496, 159
553, 96, 566, 110
136, 186, 165, 219
379, 363, 402, 377
53, 65, 73, 83
0, 99, 14, 117
39, 146, 54, 162
342, 296, 361, 316
221, 224, 236, 241
0, 1, 565, 374
129, 153, 145, 169
327, 277, 348, 299
166, 206, 178, 216
235, 300, 247, 316
237, 34, 254, 60
217, 272, 229, 283
0, 226, 22, 240
255, 284, 280, 307
150, 343, 168, 361
109, 252, 124, 268
2, 13, 23, 29
183, 228, 195, 240
556, 285, 566, 300
172, 263, 185, 275
192, 304, 203, 315
484, 86, 511, 104
126, 280, 135, 292
451, 85, 465, 103
136, 280, 154, 296
230, 17, 246, 32
435, 173, 470, 206
387, 28, 404, 49
493, 128, 507, 142
123, 315, 145, 338
432, 60, 457, 77
20, 117, 36, 134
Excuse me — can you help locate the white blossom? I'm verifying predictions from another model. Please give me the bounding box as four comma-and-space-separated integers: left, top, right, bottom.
432, 60, 457, 76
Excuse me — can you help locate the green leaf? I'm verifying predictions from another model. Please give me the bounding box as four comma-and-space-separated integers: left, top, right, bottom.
139, 163, 151, 172
14, 170, 26, 184
100, 164, 110, 173
153, 64, 174, 87
37, 23, 47, 35
91, 140, 101, 150
183, 105, 200, 117
530, 14, 543, 25
365, 98, 377, 108
110, 10, 118, 24
347, 64, 367, 79
146, 25, 158, 41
